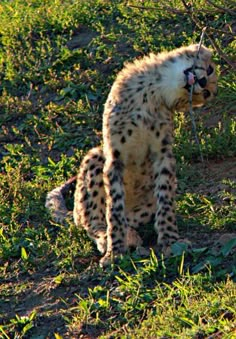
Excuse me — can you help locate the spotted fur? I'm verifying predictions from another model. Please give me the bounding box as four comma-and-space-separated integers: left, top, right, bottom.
46, 44, 217, 265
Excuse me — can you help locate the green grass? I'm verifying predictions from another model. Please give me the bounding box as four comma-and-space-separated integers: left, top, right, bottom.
0, 0, 235, 337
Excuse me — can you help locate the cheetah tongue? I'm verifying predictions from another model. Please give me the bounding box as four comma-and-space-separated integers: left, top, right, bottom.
187, 71, 195, 85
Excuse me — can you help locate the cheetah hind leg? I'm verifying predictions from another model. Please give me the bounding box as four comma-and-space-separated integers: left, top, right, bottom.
73, 146, 142, 261
100, 202, 155, 266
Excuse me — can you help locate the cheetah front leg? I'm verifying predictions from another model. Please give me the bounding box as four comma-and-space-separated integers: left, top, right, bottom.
101, 156, 128, 265
153, 149, 180, 256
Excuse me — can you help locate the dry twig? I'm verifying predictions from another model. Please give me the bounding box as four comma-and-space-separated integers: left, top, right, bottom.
206, 0, 236, 14
128, 1, 236, 69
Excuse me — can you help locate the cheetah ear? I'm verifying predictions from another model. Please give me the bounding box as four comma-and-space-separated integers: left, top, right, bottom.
198, 45, 212, 62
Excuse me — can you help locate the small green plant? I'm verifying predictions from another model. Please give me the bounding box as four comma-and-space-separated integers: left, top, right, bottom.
0, 311, 37, 338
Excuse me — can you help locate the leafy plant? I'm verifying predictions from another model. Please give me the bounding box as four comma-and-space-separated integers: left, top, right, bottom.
0, 311, 37, 338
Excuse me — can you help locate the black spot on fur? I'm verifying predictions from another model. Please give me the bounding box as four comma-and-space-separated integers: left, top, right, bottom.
140, 212, 149, 218
186, 52, 195, 59
167, 152, 174, 159
131, 121, 138, 127
116, 204, 123, 212
143, 93, 147, 103
89, 180, 95, 188
159, 184, 168, 190
113, 225, 118, 232
92, 216, 99, 221
113, 150, 120, 158
95, 168, 102, 175
112, 239, 123, 245
110, 174, 119, 185
161, 167, 171, 176
162, 137, 170, 146
113, 193, 123, 202
160, 122, 167, 129
83, 192, 89, 201
128, 129, 133, 136
121, 136, 126, 143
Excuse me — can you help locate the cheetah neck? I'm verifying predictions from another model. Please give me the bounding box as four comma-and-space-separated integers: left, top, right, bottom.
111, 54, 192, 114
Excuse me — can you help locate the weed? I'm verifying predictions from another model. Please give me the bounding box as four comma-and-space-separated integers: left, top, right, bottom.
0, 311, 37, 338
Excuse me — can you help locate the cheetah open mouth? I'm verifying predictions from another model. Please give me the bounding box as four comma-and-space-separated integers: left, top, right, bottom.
183, 64, 214, 93
184, 68, 208, 92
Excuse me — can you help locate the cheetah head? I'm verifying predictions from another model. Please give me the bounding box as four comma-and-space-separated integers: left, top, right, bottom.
182, 44, 218, 108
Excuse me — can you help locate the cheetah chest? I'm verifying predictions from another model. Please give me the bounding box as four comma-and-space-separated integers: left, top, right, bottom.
121, 128, 156, 209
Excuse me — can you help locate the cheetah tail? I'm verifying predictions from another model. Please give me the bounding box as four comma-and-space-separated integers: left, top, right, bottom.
45, 175, 77, 222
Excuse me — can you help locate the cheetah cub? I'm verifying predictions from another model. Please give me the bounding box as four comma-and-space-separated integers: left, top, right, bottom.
46, 44, 217, 266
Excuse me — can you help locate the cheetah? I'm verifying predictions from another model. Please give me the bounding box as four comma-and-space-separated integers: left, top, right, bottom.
46, 44, 217, 266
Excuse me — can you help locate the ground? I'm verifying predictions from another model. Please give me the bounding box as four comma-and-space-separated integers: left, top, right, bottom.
0, 1, 235, 338
1, 159, 235, 338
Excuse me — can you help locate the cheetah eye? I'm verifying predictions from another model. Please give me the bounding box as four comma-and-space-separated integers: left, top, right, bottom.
198, 77, 207, 88
207, 65, 214, 76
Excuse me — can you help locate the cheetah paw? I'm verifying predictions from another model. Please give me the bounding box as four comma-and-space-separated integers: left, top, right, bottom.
127, 227, 143, 247
135, 246, 150, 257
99, 251, 125, 268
